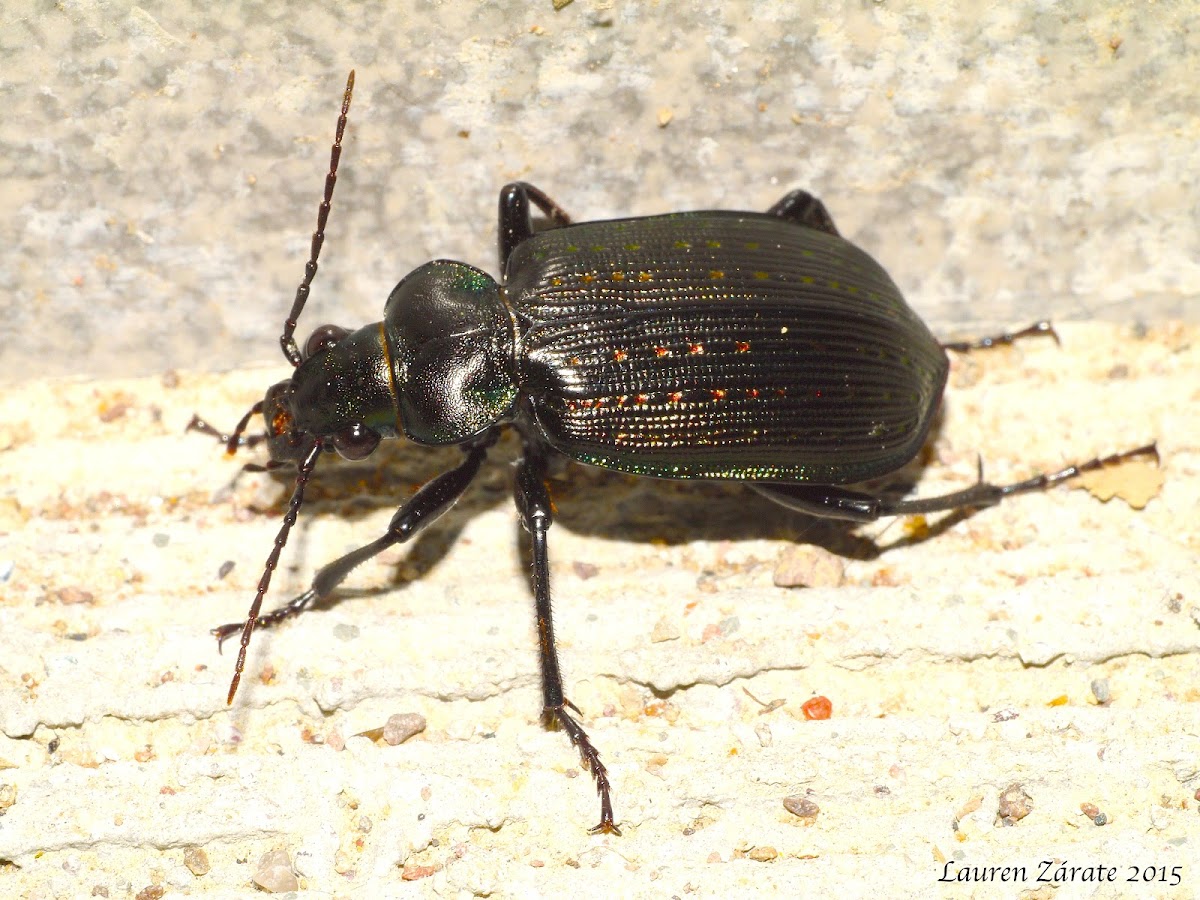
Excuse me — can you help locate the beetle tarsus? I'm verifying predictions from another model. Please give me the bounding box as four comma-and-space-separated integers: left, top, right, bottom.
753, 442, 1158, 522
994, 442, 1158, 498
941, 320, 1059, 352
186, 411, 269, 454
549, 704, 620, 835
212, 586, 318, 648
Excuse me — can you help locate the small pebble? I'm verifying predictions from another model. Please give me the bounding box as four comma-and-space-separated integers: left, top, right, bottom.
1090, 678, 1111, 704
650, 616, 680, 642
956, 795, 983, 820
997, 783, 1033, 825
801, 695, 832, 720
783, 795, 819, 819
183, 847, 210, 876
252, 849, 299, 893
384, 713, 427, 746
773, 545, 845, 588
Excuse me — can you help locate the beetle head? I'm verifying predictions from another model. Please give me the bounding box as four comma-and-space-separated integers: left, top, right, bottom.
257, 379, 319, 464
269, 321, 397, 462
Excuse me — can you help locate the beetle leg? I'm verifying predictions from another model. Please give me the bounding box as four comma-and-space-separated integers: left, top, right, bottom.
211, 430, 497, 645
498, 182, 574, 272
941, 321, 1059, 352
750, 483, 884, 522
766, 189, 840, 237
752, 443, 1158, 521
514, 444, 620, 835
187, 413, 270, 451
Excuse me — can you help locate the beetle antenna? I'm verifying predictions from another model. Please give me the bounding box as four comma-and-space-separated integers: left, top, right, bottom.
226, 440, 323, 704
280, 70, 356, 367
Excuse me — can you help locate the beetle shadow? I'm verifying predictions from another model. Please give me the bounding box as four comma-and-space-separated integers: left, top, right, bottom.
542, 407, 976, 562
220, 440, 506, 622
229, 408, 976, 624
541, 462, 971, 564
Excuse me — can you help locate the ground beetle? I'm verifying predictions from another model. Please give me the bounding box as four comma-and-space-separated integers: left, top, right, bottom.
194, 72, 1156, 834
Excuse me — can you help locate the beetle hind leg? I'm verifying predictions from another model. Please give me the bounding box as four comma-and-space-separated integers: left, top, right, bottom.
515, 443, 620, 835
753, 443, 1158, 522
941, 320, 1060, 353
767, 189, 840, 236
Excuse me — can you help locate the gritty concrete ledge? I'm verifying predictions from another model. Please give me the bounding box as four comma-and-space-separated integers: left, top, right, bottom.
0, 322, 1197, 897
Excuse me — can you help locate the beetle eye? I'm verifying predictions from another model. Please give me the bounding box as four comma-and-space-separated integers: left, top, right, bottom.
331, 423, 380, 460
303, 324, 351, 360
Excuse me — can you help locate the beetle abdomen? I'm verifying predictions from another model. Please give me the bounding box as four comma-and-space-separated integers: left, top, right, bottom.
506, 212, 947, 483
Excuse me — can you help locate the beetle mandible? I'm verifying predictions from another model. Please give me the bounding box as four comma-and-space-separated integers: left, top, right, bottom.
196, 72, 1156, 834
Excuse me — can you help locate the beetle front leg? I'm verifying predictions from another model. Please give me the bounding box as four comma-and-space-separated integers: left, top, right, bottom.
213, 432, 496, 644
498, 182, 574, 272
514, 444, 619, 835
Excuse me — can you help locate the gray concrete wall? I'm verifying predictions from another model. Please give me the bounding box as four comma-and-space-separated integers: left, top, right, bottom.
3, 0, 1197, 381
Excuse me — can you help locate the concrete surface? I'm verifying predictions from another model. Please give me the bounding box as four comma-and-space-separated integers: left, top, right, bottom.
3, 1, 1199, 898
2, 1, 1198, 382
0, 323, 1197, 897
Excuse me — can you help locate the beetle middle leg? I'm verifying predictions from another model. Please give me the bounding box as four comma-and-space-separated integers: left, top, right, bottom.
212, 431, 496, 644
498, 181, 574, 271
751, 443, 1158, 523
514, 440, 619, 835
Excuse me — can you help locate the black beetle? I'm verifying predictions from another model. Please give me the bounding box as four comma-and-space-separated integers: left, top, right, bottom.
196, 72, 1155, 834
